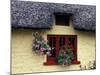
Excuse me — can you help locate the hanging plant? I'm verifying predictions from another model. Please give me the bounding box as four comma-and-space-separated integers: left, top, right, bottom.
58, 45, 74, 66
32, 32, 51, 55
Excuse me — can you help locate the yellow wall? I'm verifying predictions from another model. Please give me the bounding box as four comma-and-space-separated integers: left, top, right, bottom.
12, 24, 96, 74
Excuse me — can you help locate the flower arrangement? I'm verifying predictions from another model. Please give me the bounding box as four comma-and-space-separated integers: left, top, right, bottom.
32, 32, 51, 55
58, 45, 74, 66
79, 60, 96, 70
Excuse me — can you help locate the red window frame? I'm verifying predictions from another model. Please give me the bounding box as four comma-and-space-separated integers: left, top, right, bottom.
44, 35, 80, 65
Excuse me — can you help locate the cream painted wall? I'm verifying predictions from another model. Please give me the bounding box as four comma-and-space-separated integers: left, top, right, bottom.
12, 24, 96, 74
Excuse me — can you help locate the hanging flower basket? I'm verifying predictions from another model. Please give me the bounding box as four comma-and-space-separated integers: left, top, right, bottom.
32, 32, 51, 55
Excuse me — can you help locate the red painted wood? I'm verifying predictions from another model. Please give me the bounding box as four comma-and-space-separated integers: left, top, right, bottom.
44, 60, 80, 65
44, 35, 80, 65
74, 35, 77, 61
56, 36, 59, 57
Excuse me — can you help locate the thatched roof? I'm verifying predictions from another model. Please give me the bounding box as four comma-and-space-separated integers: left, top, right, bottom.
11, 0, 96, 31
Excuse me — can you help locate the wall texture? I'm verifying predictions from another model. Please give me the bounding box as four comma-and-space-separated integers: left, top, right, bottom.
12, 23, 95, 74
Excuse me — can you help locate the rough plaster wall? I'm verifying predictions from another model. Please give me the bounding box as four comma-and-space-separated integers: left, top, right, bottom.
12, 23, 95, 74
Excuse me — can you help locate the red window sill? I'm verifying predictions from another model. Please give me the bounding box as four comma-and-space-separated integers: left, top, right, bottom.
43, 57, 80, 65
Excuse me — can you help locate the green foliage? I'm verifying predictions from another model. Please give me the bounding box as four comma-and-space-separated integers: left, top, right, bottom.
58, 45, 74, 65
32, 32, 51, 55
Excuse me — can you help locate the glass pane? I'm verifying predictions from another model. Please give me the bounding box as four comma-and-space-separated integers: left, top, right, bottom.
48, 37, 52, 47
59, 36, 65, 47
52, 37, 56, 47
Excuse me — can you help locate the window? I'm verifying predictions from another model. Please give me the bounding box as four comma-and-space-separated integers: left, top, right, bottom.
44, 35, 80, 65
48, 37, 56, 57
55, 13, 71, 26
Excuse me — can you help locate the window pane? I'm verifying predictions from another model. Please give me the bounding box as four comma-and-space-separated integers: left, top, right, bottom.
55, 13, 70, 26
59, 36, 65, 47
48, 37, 52, 47
52, 37, 56, 47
